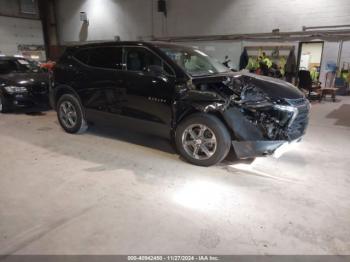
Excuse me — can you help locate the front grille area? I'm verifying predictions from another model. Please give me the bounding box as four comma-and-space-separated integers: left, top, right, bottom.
285, 98, 310, 140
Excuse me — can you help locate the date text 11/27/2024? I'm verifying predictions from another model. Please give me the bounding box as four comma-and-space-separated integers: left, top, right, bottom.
127, 255, 220, 261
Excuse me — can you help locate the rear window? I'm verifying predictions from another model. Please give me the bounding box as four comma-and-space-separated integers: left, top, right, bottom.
74, 47, 123, 70
89, 47, 122, 69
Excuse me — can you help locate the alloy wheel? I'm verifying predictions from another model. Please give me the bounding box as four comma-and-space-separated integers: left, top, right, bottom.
181, 124, 217, 160
59, 101, 78, 128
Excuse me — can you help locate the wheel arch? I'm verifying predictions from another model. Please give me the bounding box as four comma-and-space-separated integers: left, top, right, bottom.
174, 104, 235, 140
53, 85, 82, 111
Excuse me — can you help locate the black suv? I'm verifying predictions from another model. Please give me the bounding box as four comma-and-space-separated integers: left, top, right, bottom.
51, 41, 310, 166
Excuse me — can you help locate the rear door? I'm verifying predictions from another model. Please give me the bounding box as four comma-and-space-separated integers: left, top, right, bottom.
73, 46, 126, 115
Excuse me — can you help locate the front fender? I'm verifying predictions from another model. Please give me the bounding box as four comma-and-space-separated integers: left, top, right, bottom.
179, 89, 229, 112
174, 89, 230, 126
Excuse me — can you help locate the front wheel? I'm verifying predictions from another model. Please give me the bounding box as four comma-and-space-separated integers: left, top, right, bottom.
175, 113, 231, 166
57, 94, 88, 134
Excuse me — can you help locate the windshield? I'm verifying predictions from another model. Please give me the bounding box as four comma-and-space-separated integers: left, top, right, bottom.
0, 58, 41, 74
16, 59, 41, 73
160, 46, 230, 77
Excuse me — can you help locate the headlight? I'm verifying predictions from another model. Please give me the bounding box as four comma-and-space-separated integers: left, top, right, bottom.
274, 104, 298, 127
4, 86, 28, 94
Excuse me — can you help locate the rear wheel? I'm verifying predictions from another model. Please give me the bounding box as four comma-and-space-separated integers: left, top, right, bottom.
175, 113, 231, 166
57, 94, 88, 134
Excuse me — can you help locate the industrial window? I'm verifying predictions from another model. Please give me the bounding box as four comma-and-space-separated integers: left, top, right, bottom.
19, 0, 38, 15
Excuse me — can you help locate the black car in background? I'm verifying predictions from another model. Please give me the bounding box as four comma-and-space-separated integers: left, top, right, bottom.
51, 41, 310, 166
0, 56, 50, 113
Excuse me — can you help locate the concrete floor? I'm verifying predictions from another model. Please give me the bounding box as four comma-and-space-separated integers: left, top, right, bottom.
0, 97, 349, 255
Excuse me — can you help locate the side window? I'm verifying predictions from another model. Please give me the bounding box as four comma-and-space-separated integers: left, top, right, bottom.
74, 49, 90, 64
88, 47, 123, 70
125, 47, 174, 76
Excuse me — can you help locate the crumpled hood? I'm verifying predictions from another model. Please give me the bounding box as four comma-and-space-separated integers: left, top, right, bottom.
236, 72, 304, 100
191, 71, 304, 100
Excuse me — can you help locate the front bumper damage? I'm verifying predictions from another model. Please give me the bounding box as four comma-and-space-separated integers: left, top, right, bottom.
178, 72, 310, 159
222, 101, 309, 159
232, 138, 302, 159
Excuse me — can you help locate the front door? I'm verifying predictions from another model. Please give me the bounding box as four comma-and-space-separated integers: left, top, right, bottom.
121, 46, 175, 137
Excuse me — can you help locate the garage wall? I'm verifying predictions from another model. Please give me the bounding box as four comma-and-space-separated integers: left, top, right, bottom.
55, 0, 153, 44
54, 0, 350, 59
0, 16, 44, 55
153, 0, 350, 37
0, 0, 44, 56
55, 0, 350, 41
0, 0, 39, 19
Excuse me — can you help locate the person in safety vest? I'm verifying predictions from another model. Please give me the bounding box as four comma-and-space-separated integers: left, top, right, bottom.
261, 52, 272, 68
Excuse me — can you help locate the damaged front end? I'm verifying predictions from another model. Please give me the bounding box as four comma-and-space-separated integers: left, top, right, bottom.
177, 72, 310, 159
223, 96, 310, 158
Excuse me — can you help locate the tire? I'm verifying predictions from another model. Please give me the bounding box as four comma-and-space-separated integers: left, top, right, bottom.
0, 93, 9, 113
175, 113, 231, 167
57, 94, 88, 134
